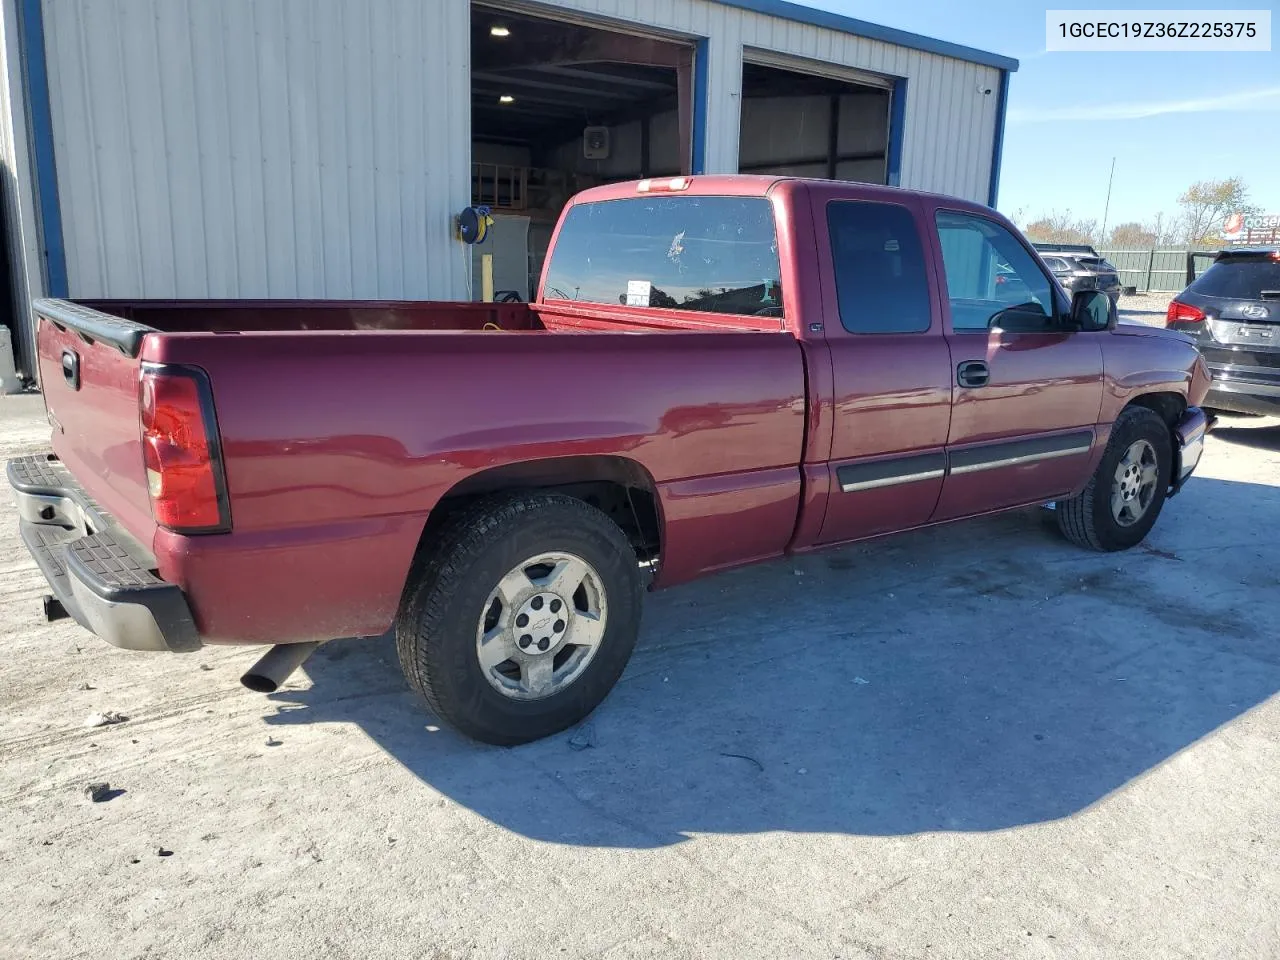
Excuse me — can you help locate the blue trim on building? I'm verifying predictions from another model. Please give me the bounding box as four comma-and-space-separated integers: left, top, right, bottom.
886, 77, 906, 187
710, 0, 1019, 72
691, 37, 709, 174
986, 70, 1009, 208
20, 0, 67, 297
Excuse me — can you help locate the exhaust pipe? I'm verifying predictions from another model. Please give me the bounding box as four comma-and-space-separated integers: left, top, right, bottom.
240, 642, 321, 693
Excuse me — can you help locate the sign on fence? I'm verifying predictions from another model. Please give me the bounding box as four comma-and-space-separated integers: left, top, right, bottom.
1223, 213, 1280, 246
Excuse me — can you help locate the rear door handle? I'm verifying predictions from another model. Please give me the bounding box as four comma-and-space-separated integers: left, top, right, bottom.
956, 359, 989, 389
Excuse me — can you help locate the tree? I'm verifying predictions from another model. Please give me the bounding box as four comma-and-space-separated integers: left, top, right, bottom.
1177, 177, 1259, 244
1022, 211, 1099, 246
1107, 221, 1157, 248
1150, 212, 1174, 246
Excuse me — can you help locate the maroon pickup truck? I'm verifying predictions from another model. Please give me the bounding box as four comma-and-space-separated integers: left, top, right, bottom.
10, 175, 1211, 744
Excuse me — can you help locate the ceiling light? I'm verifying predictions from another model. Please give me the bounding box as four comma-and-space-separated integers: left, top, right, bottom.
490, 25, 510, 37
499, 94, 515, 104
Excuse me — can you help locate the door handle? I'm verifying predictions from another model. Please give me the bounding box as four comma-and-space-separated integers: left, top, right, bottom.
956, 359, 989, 389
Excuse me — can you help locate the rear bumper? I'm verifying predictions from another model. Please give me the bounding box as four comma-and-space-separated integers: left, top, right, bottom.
1169, 407, 1210, 497
1203, 379, 1280, 417
7, 455, 201, 652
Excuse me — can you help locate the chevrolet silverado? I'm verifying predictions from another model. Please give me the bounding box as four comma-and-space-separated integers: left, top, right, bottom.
9, 175, 1211, 744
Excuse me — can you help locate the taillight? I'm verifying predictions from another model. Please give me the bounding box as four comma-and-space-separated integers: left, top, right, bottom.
1166, 300, 1206, 326
139, 365, 230, 533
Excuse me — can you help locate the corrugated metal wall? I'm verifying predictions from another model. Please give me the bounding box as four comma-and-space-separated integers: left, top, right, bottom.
42, 0, 473, 300
38, 0, 1001, 303
2, 0, 46, 378
545, 0, 1001, 200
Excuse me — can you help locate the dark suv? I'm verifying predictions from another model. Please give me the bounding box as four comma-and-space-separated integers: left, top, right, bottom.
1033, 244, 1122, 303
1166, 248, 1280, 416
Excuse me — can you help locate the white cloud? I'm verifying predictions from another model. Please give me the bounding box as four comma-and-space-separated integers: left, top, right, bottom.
1009, 85, 1280, 123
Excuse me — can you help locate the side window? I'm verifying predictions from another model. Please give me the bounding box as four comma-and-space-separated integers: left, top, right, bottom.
1044, 256, 1069, 273
935, 211, 1057, 333
827, 201, 931, 334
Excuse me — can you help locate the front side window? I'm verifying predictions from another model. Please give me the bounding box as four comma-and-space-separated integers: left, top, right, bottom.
542, 196, 783, 318
935, 211, 1057, 332
827, 201, 931, 334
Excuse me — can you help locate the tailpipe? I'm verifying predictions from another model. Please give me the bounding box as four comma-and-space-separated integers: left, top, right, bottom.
240, 642, 321, 693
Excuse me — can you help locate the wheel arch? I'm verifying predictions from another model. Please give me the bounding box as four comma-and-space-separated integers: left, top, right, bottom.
414, 455, 664, 568
1123, 390, 1186, 430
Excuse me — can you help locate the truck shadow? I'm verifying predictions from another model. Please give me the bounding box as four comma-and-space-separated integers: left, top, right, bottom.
1211, 422, 1280, 452
265, 474, 1280, 848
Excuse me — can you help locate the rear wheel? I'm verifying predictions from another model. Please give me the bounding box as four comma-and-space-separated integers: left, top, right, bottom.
396, 493, 642, 745
1055, 406, 1172, 551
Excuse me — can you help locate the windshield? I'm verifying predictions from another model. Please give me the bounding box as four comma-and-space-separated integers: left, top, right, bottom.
542, 196, 784, 317
1189, 259, 1280, 300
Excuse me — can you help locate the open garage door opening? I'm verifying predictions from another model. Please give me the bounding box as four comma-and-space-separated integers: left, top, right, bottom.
471, 4, 695, 301
739, 60, 892, 184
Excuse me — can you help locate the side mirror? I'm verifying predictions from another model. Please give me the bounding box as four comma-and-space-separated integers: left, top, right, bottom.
1071, 290, 1115, 332
990, 301, 1053, 333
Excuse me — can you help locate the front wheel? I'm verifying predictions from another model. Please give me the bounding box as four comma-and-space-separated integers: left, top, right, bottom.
1055, 406, 1172, 552
396, 493, 643, 745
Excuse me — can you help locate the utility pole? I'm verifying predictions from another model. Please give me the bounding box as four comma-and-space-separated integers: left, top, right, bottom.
1099, 157, 1116, 244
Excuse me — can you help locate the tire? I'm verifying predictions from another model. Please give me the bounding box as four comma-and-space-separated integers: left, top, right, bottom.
1055, 406, 1172, 552
396, 493, 643, 745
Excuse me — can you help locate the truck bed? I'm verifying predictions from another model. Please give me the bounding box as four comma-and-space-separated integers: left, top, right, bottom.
73, 298, 785, 336
32, 297, 805, 645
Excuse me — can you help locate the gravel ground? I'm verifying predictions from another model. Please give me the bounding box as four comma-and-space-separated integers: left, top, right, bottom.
1, 391, 1278, 960
1118, 292, 1175, 327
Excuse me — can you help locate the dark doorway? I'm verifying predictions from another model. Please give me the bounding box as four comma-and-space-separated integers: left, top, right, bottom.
470, 4, 694, 299
739, 61, 891, 183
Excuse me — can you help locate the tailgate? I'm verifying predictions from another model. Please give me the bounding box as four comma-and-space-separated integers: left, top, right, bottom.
35, 299, 158, 546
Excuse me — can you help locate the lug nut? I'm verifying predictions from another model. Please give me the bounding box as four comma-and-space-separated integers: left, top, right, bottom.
531, 597, 543, 610
554, 619, 565, 632
516, 613, 529, 628
537, 638, 550, 651
550, 599, 562, 613
519, 634, 532, 648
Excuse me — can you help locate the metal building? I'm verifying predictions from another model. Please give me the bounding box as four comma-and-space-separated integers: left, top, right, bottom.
0, 0, 1017, 381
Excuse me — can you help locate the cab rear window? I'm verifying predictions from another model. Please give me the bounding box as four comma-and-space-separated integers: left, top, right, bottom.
1189, 259, 1280, 300
542, 196, 783, 317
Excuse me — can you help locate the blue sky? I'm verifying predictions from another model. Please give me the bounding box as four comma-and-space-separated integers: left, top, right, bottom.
804, 0, 1280, 228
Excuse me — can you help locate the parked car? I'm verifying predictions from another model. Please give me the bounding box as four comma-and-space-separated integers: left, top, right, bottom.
9, 175, 1211, 745
1038, 251, 1123, 304
1166, 247, 1280, 416
1033, 242, 1100, 257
